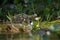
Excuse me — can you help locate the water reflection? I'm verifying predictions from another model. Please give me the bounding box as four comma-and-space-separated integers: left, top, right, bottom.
0, 32, 60, 40
0, 33, 39, 40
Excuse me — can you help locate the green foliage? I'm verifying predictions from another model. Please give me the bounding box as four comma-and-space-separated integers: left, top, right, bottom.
6, 12, 13, 21
0, 0, 60, 22
14, 0, 20, 4
33, 20, 38, 30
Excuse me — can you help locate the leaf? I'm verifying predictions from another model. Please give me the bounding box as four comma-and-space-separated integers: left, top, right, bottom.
6, 15, 11, 21
6, 12, 13, 21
